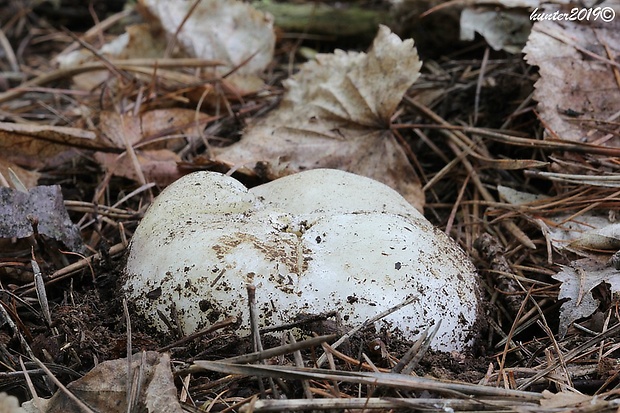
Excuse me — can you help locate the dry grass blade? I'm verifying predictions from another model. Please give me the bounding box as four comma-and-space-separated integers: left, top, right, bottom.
65, 200, 138, 221
19, 357, 41, 411
239, 397, 544, 412
459, 125, 620, 157
31, 257, 52, 329
289, 333, 313, 400
0, 58, 223, 104
320, 341, 391, 373
217, 334, 337, 364
316, 295, 418, 367
17, 243, 126, 296
518, 322, 620, 390
189, 361, 545, 401
524, 170, 620, 187
32, 356, 97, 413
158, 317, 238, 352
0, 299, 36, 362
391, 321, 440, 375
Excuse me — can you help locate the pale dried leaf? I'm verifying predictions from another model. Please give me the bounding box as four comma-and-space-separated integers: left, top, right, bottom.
216, 25, 424, 211
523, 17, 620, 145
460, 7, 531, 53
101, 24, 169, 60
497, 185, 548, 204
0, 392, 25, 413
0, 185, 84, 252
140, 108, 208, 146
497, 186, 620, 251
139, 0, 274, 74
57, 24, 169, 69
569, 223, 620, 251
20, 399, 48, 413
540, 389, 592, 408
540, 213, 615, 251
39, 352, 182, 413
100, 112, 142, 148
553, 258, 620, 336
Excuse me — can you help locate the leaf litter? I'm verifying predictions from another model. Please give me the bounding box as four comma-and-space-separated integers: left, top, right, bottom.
553, 257, 620, 338
524, 15, 620, 146
1, 0, 620, 411
216, 25, 425, 211
94, 109, 211, 185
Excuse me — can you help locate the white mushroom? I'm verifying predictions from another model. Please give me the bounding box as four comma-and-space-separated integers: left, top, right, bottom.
123, 169, 481, 352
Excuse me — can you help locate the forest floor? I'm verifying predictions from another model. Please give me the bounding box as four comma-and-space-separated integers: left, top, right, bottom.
1, 0, 620, 412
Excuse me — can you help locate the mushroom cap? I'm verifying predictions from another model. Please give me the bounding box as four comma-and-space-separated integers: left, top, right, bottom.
123, 169, 481, 351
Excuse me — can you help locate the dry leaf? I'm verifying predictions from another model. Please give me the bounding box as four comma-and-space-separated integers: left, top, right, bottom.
569, 223, 620, 251
0, 392, 25, 413
36, 352, 182, 413
0, 122, 114, 169
460, 7, 531, 53
497, 187, 620, 252
95, 150, 182, 186
497, 185, 548, 205
99, 109, 205, 149
95, 109, 207, 185
139, 0, 274, 75
0, 159, 40, 188
216, 25, 425, 211
0, 185, 84, 253
57, 24, 169, 69
540, 389, 593, 408
523, 16, 620, 145
57, 0, 274, 97
542, 213, 616, 251
57, 23, 171, 90
553, 258, 620, 337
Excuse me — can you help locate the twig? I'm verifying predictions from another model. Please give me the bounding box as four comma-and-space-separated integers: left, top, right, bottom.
239, 397, 543, 412
518, 322, 620, 390
216, 334, 337, 365
392, 322, 440, 375
190, 361, 545, 401
0, 59, 222, 104
18, 242, 126, 296
289, 333, 313, 399
32, 356, 97, 413
19, 357, 41, 412
123, 299, 132, 410
158, 316, 238, 352
474, 47, 490, 125
316, 295, 418, 367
